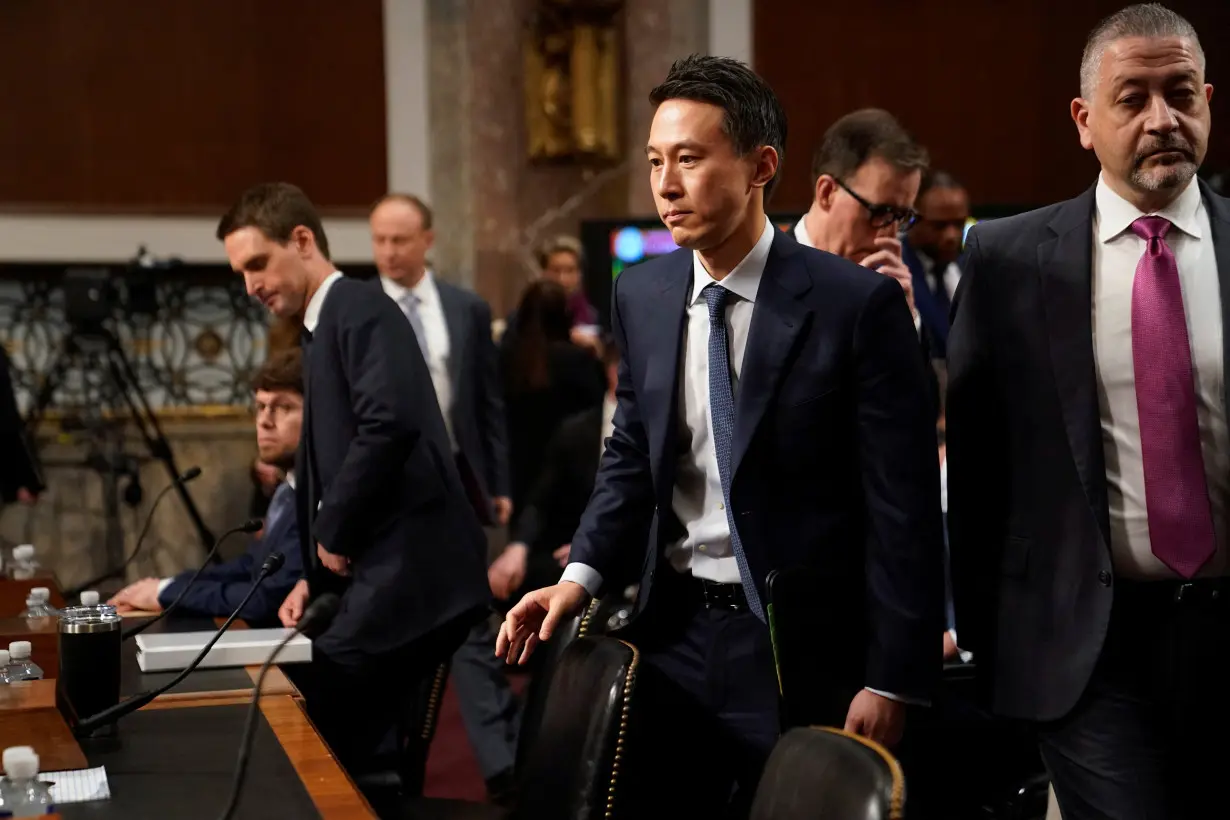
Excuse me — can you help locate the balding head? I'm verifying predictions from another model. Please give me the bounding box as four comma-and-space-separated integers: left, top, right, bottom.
369, 194, 435, 286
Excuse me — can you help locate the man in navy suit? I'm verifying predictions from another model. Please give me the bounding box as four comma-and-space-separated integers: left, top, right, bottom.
217, 182, 490, 785
499, 55, 944, 815
902, 170, 969, 360
108, 349, 305, 624
369, 193, 519, 803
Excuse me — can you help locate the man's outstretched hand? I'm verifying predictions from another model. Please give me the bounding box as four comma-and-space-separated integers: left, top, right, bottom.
495, 582, 588, 665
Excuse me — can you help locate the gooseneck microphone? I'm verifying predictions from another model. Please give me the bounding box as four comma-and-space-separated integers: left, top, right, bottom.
122, 518, 264, 641
66, 466, 204, 596
217, 593, 340, 820
74, 553, 285, 736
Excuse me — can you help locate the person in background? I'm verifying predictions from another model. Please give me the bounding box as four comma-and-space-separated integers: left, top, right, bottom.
368, 192, 519, 804
505, 236, 603, 355
488, 341, 621, 604
108, 349, 305, 625
217, 182, 489, 792
499, 280, 606, 528
904, 170, 970, 360
0, 344, 41, 506
948, 5, 1229, 817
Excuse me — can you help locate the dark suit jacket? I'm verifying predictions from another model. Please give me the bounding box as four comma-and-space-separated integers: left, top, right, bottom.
511, 404, 604, 593
296, 276, 490, 661
436, 280, 510, 521
158, 483, 303, 626
570, 227, 946, 701
946, 181, 1230, 721
0, 346, 42, 502
901, 237, 952, 360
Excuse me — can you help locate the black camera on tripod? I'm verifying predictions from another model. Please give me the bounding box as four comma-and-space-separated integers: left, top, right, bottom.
62, 246, 182, 331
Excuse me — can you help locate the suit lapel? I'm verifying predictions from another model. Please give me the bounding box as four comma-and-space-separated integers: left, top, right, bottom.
1200, 182, 1230, 424
731, 235, 810, 478
643, 254, 690, 506
1037, 186, 1110, 545
436, 282, 468, 390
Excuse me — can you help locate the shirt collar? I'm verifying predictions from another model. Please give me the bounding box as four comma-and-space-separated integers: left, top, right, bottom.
380, 270, 436, 304
302, 271, 344, 333
1095, 172, 1203, 243
690, 217, 774, 306
793, 216, 814, 249
285, 471, 296, 491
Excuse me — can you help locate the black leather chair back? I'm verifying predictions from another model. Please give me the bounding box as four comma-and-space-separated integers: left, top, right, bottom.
514, 599, 595, 772
513, 636, 639, 820
750, 727, 906, 820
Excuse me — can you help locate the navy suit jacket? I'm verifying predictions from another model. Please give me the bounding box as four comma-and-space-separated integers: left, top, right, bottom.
296, 276, 490, 661
436, 279, 510, 521
158, 483, 302, 626
570, 226, 946, 700
901, 237, 951, 359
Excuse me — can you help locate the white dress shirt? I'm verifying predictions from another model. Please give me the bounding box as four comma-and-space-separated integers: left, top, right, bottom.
913, 247, 961, 302
380, 272, 456, 449
562, 217, 774, 594
1092, 174, 1229, 579
302, 270, 344, 334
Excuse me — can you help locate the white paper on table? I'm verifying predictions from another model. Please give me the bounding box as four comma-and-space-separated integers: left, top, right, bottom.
37, 765, 111, 804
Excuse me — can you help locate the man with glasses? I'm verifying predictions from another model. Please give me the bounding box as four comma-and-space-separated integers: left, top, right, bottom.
794, 108, 927, 325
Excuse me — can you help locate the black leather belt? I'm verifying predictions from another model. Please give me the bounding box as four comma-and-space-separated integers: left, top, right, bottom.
691, 578, 748, 612
1117, 576, 1230, 607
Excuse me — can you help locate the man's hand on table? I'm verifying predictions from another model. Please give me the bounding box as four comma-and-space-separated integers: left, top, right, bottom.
108, 578, 164, 614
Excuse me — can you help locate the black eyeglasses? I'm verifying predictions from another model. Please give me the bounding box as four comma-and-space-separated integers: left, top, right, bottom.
834, 179, 919, 230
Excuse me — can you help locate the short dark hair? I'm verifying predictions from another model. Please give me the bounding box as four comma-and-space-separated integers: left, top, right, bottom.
649, 54, 788, 200
252, 348, 303, 396
216, 182, 331, 261
810, 109, 929, 190
370, 193, 434, 230
536, 235, 585, 270
918, 169, 964, 201
1081, 4, 1203, 98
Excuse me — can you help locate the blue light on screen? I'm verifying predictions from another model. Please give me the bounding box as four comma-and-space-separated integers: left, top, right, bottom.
613, 227, 645, 263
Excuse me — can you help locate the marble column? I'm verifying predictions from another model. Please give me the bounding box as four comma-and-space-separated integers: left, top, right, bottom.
427, 0, 709, 315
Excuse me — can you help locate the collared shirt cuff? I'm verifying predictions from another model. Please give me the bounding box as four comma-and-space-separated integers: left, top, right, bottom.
156, 577, 174, 603
914, 312, 923, 335
559, 563, 602, 598
867, 687, 930, 707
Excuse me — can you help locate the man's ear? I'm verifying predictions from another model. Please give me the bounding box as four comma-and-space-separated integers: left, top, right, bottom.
814, 175, 838, 211
1071, 97, 1095, 152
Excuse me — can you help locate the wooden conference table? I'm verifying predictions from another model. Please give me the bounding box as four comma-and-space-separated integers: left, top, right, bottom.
0, 576, 375, 818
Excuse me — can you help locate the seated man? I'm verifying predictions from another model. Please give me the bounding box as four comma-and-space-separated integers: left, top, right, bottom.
109, 349, 305, 625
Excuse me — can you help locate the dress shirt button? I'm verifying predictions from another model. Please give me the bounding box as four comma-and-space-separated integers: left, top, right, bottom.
698, 544, 707, 553
718, 502, 725, 510
1098, 570, 1112, 587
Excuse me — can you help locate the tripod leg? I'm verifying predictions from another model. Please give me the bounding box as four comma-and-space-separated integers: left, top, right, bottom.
106, 333, 217, 555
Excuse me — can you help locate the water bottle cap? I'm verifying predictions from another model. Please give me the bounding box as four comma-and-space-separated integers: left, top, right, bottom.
2, 746, 39, 779
12, 545, 34, 561
80, 591, 100, 606
30, 587, 49, 600
8, 641, 31, 659
0, 650, 8, 665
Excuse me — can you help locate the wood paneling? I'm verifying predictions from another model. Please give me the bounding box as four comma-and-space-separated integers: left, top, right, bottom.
754, 0, 1229, 211
0, 1, 387, 213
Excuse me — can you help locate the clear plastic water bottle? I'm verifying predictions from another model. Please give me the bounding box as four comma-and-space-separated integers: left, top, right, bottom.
19, 590, 55, 621
4, 643, 41, 682
0, 746, 55, 816
0, 650, 10, 685
7, 546, 37, 580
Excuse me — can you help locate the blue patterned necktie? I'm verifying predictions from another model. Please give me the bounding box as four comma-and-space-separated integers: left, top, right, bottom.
266, 481, 293, 530
703, 283, 765, 621
400, 292, 431, 359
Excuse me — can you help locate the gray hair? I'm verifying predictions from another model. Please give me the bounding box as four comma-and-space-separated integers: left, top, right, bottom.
1079, 3, 1204, 98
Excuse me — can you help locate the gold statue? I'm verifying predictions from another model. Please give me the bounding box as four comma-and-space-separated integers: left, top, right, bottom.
524, 0, 622, 163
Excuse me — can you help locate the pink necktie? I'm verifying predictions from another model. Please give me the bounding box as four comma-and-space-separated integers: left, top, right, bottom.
1131, 215, 1216, 578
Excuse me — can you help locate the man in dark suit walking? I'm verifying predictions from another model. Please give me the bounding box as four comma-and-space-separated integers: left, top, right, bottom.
216, 182, 490, 785
947, 6, 1229, 818
498, 55, 943, 816
902, 170, 969, 361
368, 192, 519, 802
